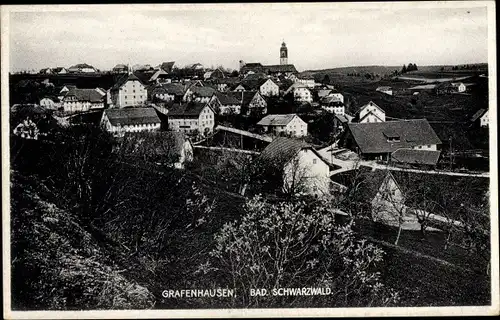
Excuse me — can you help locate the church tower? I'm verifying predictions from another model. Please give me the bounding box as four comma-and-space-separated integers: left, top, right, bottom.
280, 41, 288, 65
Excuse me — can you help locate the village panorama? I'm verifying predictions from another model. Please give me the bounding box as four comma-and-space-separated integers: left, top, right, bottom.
5, 4, 494, 315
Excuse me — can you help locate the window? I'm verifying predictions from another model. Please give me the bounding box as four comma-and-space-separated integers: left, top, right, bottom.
427, 145, 431, 148
313, 159, 317, 164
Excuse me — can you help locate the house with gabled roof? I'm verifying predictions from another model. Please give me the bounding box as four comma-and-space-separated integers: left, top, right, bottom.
471, 108, 489, 128
226, 91, 267, 116
259, 137, 332, 197
238, 78, 279, 97
101, 107, 161, 137
343, 119, 442, 161
354, 101, 386, 123
257, 113, 307, 137
208, 92, 242, 115
110, 73, 147, 108
159, 61, 175, 73
183, 85, 217, 103
166, 102, 215, 136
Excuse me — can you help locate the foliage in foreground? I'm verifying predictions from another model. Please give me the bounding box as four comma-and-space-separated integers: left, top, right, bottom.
10, 172, 155, 310
197, 196, 400, 307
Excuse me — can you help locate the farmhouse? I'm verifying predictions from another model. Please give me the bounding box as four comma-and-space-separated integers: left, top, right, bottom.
259, 137, 331, 197
101, 107, 161, 137
166, 102, 215, 135
257, 114, 308, 137
343, 119, 441, 161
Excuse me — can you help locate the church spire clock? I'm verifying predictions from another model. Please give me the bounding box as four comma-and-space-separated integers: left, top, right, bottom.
280, 41, 288, 65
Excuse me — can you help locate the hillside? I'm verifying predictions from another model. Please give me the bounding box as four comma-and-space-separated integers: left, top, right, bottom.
301, 63, 488, 76
10, 171, 155, 310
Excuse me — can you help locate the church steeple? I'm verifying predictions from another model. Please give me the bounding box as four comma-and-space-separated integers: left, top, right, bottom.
280, 41, 288, 65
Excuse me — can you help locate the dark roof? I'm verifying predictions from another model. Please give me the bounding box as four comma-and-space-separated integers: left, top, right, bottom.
132, 71, 154, 84
64, 88, 104, 103
160, 61, 175, 73
52, 67, 66, 73
243, 63, 263, 68
264, 64, 298, 73
347, 119, 442, 154
260, 137, 309, 162
104, 107, 161, 126
391, 149, 441, 166
244, 73, 267, 81
111, 73, 143, 91
113, 64, 128, 70
69, 63, 95, 69
240, 78, 274, 91
162, 83, 185, 95
471, 108, 487, 122
167, 102, 210, 117
189, 86, 217, 97
260, 137, 329, 168
216, 92, 241, 106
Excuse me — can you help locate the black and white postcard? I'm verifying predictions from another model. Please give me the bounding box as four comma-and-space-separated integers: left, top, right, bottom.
1, 2, 498, 318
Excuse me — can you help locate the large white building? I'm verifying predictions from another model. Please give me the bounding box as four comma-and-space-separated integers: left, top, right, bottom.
100, 107, 161, 137
257, 113, 308, 137
110, 73, 148, 108
166, 102, 215, 136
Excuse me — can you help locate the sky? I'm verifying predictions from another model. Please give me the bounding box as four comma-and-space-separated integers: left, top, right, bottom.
6, 3, 491, 73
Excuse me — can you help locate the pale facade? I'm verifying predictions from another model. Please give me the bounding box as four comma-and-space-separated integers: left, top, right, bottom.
480, 110, 489, 127
322, 104, 345, 115
328, 93, 344, 103
260, 115, 308, 137
111, 78, 147, 108
40, 98, 60, 110
359, 101, 385, 123
259, 79, 279, 97
100, 113, 161, 138
296, 78, 315, 88
168, 105, 215, 134
283, 149, 330, 197
293, 87, 313, 103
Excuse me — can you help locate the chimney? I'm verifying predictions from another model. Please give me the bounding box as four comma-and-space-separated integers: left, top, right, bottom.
239, 60, 245, 70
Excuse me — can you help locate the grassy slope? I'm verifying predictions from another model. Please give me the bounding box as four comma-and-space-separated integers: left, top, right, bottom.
10, 171, 155, 310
